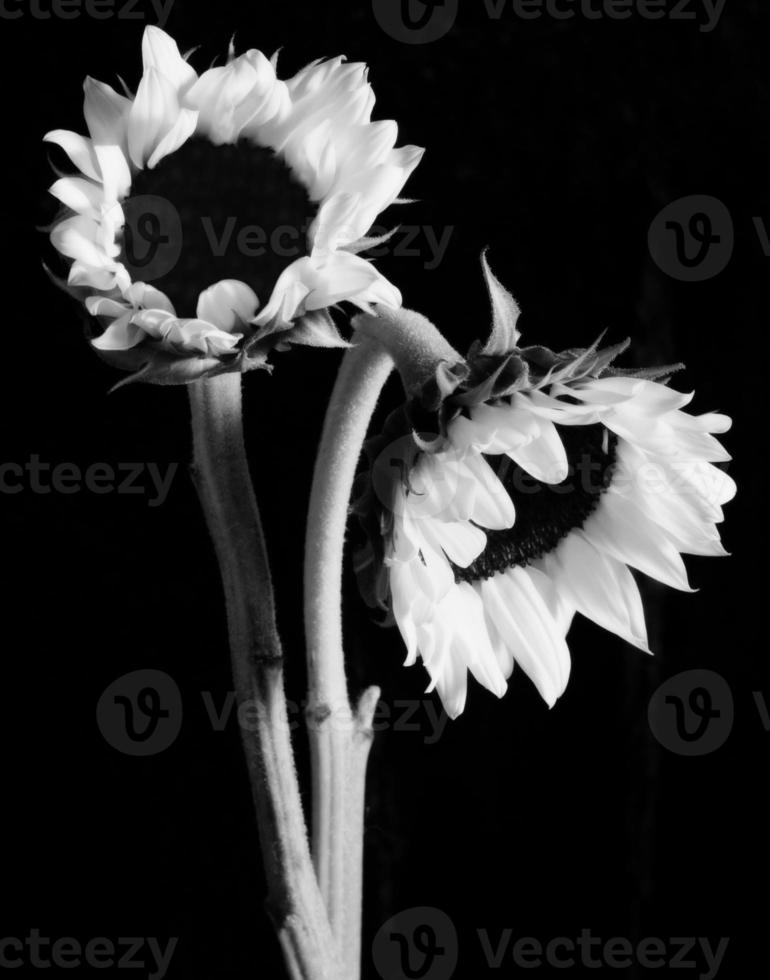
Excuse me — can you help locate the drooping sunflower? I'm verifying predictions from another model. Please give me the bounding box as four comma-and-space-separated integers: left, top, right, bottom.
354, 259, 734, 718
45, 27, 423, 384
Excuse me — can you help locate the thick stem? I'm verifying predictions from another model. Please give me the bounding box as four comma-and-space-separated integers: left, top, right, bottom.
304, 335, 395, 979
304, 308, 460, 979
189, 372, 339, 980
353, 305, 461, 393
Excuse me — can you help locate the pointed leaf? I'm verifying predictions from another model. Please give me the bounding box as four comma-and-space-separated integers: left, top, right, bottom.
288, 309, 351, 348
480, 250, 521, 354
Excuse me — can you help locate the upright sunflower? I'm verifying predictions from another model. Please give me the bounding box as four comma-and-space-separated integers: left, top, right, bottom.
354, 259, 735, 717
45, 27, 423, 384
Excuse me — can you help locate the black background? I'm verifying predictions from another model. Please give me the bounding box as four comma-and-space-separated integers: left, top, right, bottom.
1, 0, 767, 977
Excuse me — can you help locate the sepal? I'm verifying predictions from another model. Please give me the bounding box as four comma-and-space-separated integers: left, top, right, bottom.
480, 249, 521, 354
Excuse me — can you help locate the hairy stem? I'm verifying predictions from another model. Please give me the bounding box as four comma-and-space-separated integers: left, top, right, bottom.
304, 335, 395, 979
189, 372, 339, 980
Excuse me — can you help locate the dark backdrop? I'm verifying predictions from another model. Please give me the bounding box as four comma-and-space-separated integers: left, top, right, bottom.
1, 1, 766, 978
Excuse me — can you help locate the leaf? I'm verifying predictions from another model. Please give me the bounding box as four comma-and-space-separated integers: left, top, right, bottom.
287, 309, 351, 348
344, 226, 400, 255
606, 362, 685, 381
480, 249, 521, 354
588, 337, 631, 377
108, 350, 248, 390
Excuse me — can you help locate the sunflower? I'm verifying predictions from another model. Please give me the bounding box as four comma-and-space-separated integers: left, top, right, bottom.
45, 27, 423, 384
354, 259, 734, 718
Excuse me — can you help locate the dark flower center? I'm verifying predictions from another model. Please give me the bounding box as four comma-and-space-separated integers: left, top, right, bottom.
119, 136, 317, 315
452, 423, 617, 583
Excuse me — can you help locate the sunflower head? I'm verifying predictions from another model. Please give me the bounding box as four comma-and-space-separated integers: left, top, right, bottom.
45, 27, 423, 386
353, 256, 734, 718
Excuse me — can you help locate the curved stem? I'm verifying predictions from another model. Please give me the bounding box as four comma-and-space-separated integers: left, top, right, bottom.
304, 335, 395, 979
189, 372, 339, 980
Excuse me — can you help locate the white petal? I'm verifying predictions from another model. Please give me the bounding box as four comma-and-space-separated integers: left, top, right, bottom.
463, 402, 540, 453
584, 491, 694, 591
481, 601, 516, 679
93, 145, 131, 202
44, 130, 100, 182
130, 307, 176, 339
447, 584, 508, 699
147, 108, 198, 168
332, 119, 398, 178
85, 296, 129, 317
196, 279, 259, 332
142, 26, 198, 93
421, 518, 487, 568
68, 261, 122, 291
390, 562, 423, 666
459, 452, 516, 530
309, 192, 365, 252
515, 389, 602, 424
127, 68, 181, 169
420, 617, 467, 720
507, 418, 569, 484
547, 532, 650, 652
505, 567, 571, 693
668, 426, 731, 463
305, 251, 389, 309
83, 77, 131, 146
252, 259, 313, 329
49, 177, 103, 216
126, 282, 176, 314
669, 410, 732, 434
687, 461, 736, 508
185, 58, 259, 144
91, 313, 144, 351
527, 562, 576, 635
410, 542, 455, 604
480, 570, 569, 707
613, 445, 726, 555
192, 325, 242, 356
405, 454, 463, 524
575, 377, 693, 415
289, 119, 337, 200
50, 214, 113, 268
